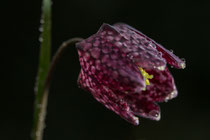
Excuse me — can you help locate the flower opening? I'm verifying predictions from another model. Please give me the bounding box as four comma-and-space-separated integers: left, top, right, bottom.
138, 67, 153, 86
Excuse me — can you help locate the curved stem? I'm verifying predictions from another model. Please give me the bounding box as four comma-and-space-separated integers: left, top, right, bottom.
44, 38, 83, 91
32, 37, 83, 140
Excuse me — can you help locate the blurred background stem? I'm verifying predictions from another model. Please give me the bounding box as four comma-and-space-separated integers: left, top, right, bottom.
31, 0, 83, 139
32, 0, 51, 139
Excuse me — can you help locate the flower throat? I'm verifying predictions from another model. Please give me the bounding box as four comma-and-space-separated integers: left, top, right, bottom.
138, 67, 153, 86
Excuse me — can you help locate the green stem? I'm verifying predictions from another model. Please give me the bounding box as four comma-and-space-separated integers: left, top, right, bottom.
32, 37, 83, 140
32, 0, 51, 139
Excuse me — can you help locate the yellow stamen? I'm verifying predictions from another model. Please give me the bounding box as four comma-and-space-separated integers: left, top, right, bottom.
138, 67, 153, 86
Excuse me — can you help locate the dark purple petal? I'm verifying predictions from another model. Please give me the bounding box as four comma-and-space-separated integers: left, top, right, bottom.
78, 70, 139, 125
88, 23, 167, 70
76, 25, 147, 93
111, 23, 166, 70
128, 97, 160, 121
76, 23, 185, 125
142, 68, 178, 102
114, 23, 186, 69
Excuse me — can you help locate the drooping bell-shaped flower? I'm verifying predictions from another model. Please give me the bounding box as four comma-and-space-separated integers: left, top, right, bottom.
76, 23, 185, 125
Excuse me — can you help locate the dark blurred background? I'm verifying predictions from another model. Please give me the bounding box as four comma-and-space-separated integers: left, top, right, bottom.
2, 0, 210, 140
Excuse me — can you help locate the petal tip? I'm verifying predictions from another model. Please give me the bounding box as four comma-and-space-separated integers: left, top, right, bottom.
154, 113, 161, 121
133, 116, 140, 125
165, 90, 178, 102
149, 110, 161, 121
180, 62, 186, 69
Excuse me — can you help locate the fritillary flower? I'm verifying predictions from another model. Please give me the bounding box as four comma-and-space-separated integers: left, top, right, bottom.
76, 23, 185, 125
